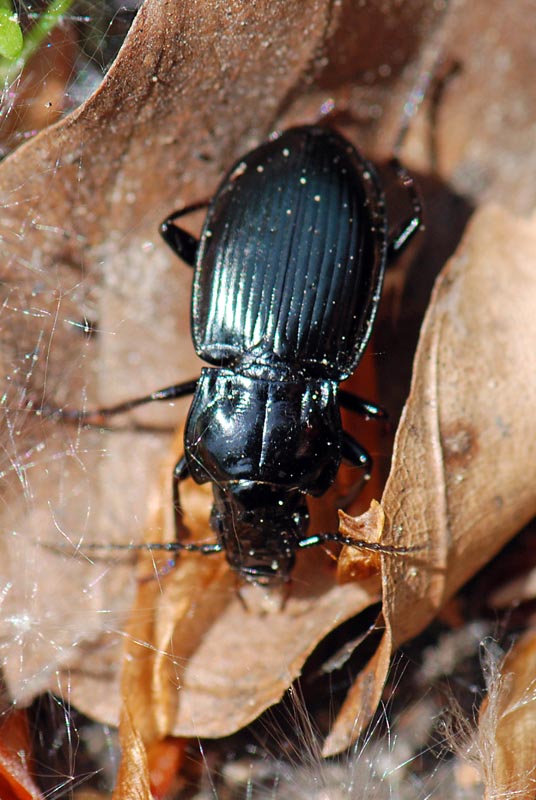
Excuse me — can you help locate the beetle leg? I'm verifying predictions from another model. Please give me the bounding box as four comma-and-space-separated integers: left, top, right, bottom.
172, 455, 190, 545
171, 456, 223, 557
338, 389, 387, 420
160, 200, 210, 266
386, 158, 423, 259
42, 378, 198, 425
160, 224, 198, 266
341, 431, 372, 479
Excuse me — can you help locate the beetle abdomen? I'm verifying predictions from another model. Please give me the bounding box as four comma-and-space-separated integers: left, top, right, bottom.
192, 127, 387, 380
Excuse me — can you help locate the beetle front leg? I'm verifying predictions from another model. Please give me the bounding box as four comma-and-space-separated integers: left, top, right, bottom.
172, 455, 191, 545
160, 200, 210, 266
172, 456, 223, 558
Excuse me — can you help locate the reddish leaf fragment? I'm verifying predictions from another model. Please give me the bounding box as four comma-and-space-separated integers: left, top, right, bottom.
147, 737, 186, 800
337, 500, 385, 582
0, 709, 42, 800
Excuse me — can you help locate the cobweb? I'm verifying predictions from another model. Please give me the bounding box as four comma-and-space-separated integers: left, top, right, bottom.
0, 2, 150, 793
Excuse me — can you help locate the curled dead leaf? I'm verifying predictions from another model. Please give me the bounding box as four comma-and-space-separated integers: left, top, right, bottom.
0, 0, 535, 788
325, 204, 536, 754
120, 431, 381, 747
113, 707, 152, 800
0, 0, 441, 725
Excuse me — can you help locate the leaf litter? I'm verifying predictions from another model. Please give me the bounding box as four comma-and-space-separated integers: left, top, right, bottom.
0, 0, 535, 794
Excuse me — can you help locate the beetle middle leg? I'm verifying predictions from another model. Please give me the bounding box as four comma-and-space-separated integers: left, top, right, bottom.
339, 389, 387, 420
341, 432, 372, 479
41, 378, 198, 426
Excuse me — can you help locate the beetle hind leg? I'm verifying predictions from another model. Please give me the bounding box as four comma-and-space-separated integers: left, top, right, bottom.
386, 158, 423, 260
160, 199, 210, 267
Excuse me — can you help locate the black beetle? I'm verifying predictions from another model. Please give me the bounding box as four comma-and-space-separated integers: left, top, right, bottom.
70, 126, 421, 585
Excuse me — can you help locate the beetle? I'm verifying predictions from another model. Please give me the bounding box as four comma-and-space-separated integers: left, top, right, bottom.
69, 126, 421, 585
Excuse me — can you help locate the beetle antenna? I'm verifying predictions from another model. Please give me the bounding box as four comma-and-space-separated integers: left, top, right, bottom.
42, 540, 223, 557
297, 532, 414, 555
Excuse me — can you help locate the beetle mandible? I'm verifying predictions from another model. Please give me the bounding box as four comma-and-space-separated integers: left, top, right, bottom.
74, 126, 422, 585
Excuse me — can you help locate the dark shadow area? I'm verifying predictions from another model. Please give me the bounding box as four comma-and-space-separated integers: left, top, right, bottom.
28, 694, 119, 797
375, 171, 475, 425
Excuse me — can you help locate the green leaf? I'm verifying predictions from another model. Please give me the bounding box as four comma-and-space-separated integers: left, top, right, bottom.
0, 8, 23, 61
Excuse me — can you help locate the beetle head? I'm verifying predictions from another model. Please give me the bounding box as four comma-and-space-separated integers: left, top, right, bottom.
210, 482, 309, 585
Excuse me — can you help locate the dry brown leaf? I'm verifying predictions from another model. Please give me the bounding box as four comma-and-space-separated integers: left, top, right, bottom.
112, 707, 152, 800
0, 0, 442, 722
123, 204, 536, 761
402, 1, 536, 216
324, 204, 536, 754
0, 22, 78, 154
0, 0, 535, 779
119, 430, 380, 746
144, 558, 379, 740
